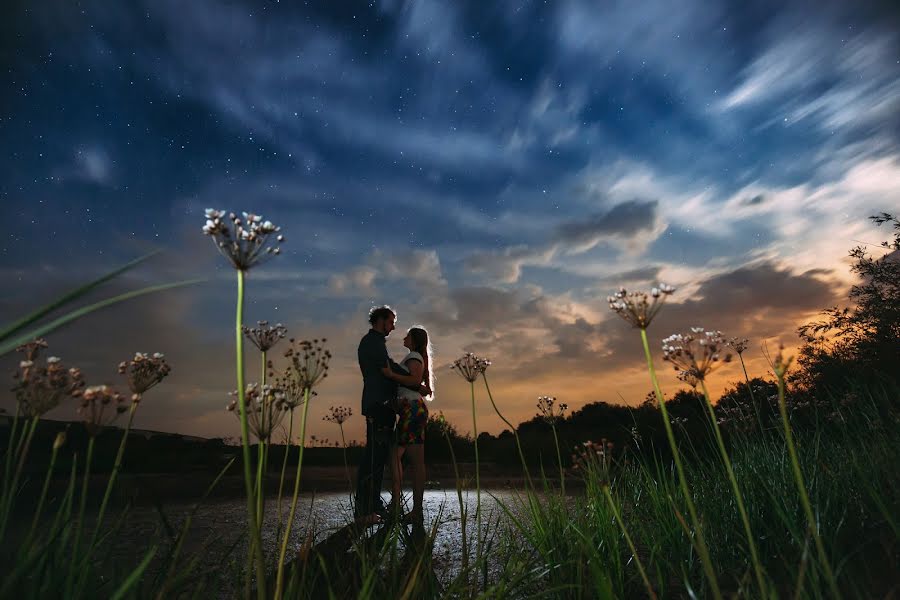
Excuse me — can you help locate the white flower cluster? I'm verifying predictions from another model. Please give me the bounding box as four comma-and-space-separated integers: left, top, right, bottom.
607, 284, 676, 329
202, 209, 284, 270
662, 328, 732, 381
242, 320, 288, 352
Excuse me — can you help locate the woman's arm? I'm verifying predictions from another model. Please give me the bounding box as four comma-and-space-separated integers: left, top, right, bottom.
382, 358, 423, 386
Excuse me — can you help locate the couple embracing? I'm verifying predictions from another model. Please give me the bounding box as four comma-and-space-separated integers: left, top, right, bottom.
354, 305, 434, 526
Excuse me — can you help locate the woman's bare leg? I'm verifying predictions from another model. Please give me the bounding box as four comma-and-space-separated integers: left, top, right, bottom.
405, 444, 425, 518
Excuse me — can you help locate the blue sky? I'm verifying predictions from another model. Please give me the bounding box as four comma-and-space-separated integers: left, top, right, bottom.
2, 0, 899, 441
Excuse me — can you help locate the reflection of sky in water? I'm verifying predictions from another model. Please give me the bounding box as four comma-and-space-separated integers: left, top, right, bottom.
110, 489, 538, 595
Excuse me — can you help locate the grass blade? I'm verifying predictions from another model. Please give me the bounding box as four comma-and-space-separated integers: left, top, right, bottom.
0, 279, 203, 356
0, 250, 162, 342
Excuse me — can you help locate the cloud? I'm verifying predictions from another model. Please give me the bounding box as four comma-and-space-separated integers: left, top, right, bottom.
555, 199, 658, 252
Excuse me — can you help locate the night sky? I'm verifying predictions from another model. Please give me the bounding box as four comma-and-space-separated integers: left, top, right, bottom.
3, 0, 899, 443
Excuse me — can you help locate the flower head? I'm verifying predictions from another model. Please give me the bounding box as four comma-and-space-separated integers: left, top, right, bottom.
242, 321, 288, 352
118, 352, 171, 401
227, 382, 289, 442
202, 208, 284, 271
323, 405, 352, 425
12, 341, 85, 417
570, 439, 615, 480
283, 338, 332, 394
73, 385, 128, 436
676, 369, 700, 391
608, 284, 676, 329
662, 328, 732, 381
536, 395, 568, 425
728, 337, 750, 355
450, 352, 491, 383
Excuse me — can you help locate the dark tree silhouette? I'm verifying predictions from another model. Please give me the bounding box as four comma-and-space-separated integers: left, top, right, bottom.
797, 213, 900, 391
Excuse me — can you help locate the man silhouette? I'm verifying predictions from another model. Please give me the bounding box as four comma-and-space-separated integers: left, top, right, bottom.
354, 305, 401, 524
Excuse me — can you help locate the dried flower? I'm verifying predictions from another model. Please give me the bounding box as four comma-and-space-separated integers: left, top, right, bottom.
536, 395, 568, 425
662, 328, 732, 381
12, 341, 85, 417
202, 208, 284, 271
676, 369, 700, 391
323, 405, 352, 425
228, 382, 289, 442
74, 385, 128, 436
728, 337, 750, 355
242, 321, 288, 352
118, 352, 171, 401
283, 338, 332, 393
450, 352, 491, 383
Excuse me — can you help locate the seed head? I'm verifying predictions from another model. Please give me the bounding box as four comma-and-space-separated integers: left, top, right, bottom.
12, 341, 85, 417
450, 352, 490, 383
608, 284, 676, 329
536, 395, 568, 424
118, 352, 171, 399
202, 208, 284, 271
282, 338, 332, 395
662, 328, 733, 381
228, 382, 290, 442
242, 321, 288, 352
728, 337, 750, 355
323, 405, 352, 425
75, 385, 128, 436
676, 369, 700, 391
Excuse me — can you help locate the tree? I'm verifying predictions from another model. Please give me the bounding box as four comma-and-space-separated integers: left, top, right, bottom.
797, 213, 900, 389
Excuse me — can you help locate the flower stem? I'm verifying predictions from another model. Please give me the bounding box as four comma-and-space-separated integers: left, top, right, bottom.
443, 428, 468, 575
469, 380, 482, 570
276, 410, 294, 537
24, 437, 62, 547
0, 415, 38, 542
639, 327, 721, 600
66, 435, 95, 594
699, 379, 767, 595
482, 374, 533, 489
275, 387, 311, 598
551, 423, 565, 496
775, 372, 841, 598
235, 270, 267, 599
602, 483, 656, 600
91, 403, 136, 542
739, 354, 764, 430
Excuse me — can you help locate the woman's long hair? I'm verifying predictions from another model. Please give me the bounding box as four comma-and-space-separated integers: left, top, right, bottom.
407, 326, 434, 400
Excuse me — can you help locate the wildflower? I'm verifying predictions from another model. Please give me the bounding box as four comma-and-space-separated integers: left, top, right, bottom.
570, 439, 614, 478
536, 395, 568, 424
228, 382, 289, 442
118, 352, 171, 402
662, 328, 733, 380
323, 405, 352, 425
12, 341, 85, 417
728, 337, 750, 355
450, 352, 491, 383
676, 369, 700, 391
283, 338, 332, 393
202, 208, 284, 271
607, 284, 676, 328
73, 385, 128, 436
242, 321, 288, 352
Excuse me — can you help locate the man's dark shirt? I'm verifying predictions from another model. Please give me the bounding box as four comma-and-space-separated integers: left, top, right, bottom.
358, 329, 401, 417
